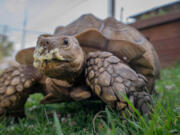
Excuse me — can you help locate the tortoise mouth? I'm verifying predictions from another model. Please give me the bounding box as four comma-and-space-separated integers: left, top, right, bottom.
33, 46, 73, 70
41, 57, 76, 79
44, 58, 72, 70
44, 58, 70, 64
40, 57, 71, 68
33, 53, 72, 72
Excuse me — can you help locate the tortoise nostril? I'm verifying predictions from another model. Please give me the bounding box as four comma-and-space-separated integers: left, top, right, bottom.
44, 59, 48, 63
40, 41, 43, 45
39, 39, 51, 46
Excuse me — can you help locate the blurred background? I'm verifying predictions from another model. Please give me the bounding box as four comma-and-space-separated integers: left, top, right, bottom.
0, 0, 180, 69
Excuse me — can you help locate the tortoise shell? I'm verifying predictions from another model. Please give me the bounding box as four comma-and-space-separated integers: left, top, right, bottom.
16, 14, 160, 79
54, 14, 160, 78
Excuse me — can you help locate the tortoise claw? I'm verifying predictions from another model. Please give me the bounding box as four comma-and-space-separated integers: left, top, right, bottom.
70, 87, 91, 101
40, 93, 64, 104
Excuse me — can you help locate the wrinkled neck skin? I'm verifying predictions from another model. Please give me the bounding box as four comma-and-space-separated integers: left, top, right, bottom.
50, 51, 86, 85
57, 61, 85, 85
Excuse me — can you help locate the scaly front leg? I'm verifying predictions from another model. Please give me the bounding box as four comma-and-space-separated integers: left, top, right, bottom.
85, 51, 153, 115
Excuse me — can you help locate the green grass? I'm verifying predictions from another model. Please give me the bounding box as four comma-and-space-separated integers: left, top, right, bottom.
0, 64, 180, 135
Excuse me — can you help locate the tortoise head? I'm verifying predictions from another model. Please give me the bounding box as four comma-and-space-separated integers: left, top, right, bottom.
33, 34, 84, 82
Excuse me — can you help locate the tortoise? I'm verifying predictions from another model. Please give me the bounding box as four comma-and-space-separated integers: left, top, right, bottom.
0, 14, 160, 117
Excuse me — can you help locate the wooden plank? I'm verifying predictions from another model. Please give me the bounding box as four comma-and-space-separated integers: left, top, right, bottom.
141, 21, 180, 42
130, 11, 180, 29
152, 37, 180, 48
152, 37, 180, 67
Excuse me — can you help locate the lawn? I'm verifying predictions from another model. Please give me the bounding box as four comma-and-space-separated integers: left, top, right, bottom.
0, 64, 180, 135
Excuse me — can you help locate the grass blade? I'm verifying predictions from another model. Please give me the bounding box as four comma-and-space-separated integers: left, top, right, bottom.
53, 112, 63, 135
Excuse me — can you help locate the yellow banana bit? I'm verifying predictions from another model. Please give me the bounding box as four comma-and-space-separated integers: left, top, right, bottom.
33, 61, 39, 68
55, 53, 65, 61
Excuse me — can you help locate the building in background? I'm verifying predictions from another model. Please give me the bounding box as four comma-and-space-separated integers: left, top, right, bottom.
130, 1, 180, 67
129, 1, 180, 21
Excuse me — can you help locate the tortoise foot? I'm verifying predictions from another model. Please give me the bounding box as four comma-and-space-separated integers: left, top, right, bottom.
130, 91, 153, 115
85, 51, 153, 114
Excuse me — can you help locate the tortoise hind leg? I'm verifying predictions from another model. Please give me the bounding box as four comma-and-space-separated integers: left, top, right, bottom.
0, 65, 42, 117
85, 51, 153, 114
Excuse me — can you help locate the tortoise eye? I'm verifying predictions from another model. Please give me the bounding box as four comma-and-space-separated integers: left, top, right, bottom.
63, 38, 68, 46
